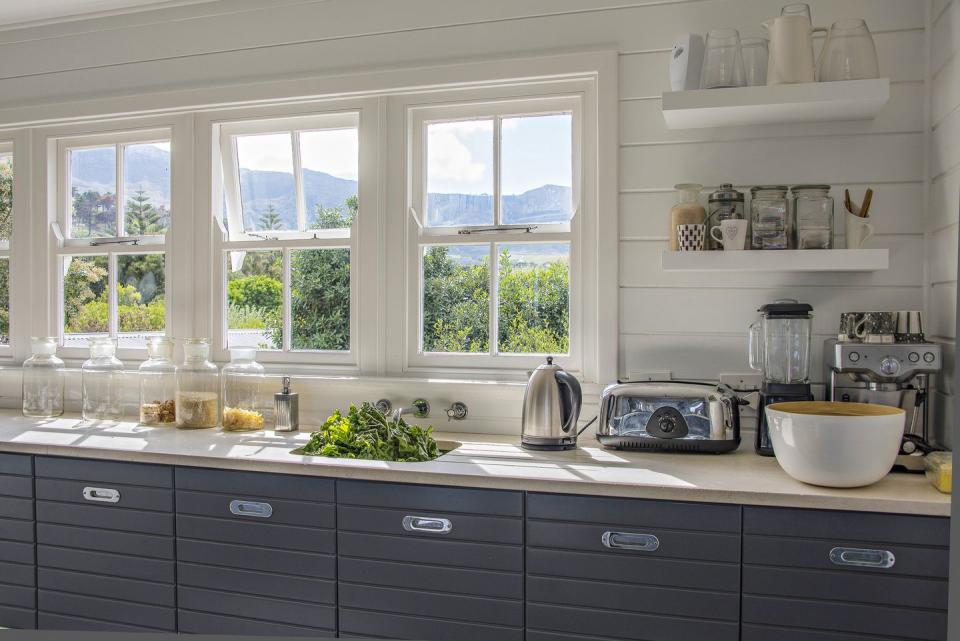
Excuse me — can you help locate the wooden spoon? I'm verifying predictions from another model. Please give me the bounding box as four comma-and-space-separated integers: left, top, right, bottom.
844, 189, 856, 216
859, 188, 874, 219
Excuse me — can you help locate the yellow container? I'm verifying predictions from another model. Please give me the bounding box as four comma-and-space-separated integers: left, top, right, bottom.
924, 451, 952, 494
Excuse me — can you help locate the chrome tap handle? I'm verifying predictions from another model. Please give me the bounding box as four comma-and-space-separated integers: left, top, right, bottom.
374, 399, 392, 415
446, 402, 468, 421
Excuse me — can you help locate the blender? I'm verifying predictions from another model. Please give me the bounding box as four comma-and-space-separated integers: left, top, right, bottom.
749, 299, 815, 456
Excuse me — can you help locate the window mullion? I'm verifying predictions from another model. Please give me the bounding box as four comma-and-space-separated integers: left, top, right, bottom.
115, 144, 124, 237
283, 247, 292, 352
493, 116, 501, 226
488, 241, 498, 357
108, 252, 118, 338
292, 131, 306, 232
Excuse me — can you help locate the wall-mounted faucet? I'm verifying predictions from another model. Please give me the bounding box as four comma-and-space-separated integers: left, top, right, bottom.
393, 399, 430, 422
445, 402, 468, 421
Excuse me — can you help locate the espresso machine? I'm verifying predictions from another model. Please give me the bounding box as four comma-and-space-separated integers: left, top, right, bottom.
824, 311, 943, 471
750, 300, 815, 456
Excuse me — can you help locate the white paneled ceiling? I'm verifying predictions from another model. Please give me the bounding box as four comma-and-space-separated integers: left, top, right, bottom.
0, 0, 217, 27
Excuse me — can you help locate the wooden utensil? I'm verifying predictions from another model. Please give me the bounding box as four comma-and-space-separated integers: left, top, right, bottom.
844, 189, 855, 215
859, 188, 873, 219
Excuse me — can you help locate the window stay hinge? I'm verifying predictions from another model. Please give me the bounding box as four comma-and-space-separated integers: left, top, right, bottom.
457, 225, 538, 236
89, 238, 140, 247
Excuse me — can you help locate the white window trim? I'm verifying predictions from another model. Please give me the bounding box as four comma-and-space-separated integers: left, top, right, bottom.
0, 141, 12, 357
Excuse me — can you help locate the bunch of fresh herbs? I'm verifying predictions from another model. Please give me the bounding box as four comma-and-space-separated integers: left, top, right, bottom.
301, 402, 440, 462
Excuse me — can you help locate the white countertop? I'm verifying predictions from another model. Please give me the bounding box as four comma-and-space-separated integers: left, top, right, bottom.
0, 412, 949, 517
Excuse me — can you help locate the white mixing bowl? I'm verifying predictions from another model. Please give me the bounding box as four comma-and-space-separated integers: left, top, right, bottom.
765, 401, 905, 488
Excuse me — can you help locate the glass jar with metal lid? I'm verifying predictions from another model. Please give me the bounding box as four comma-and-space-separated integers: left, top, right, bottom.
176, 338, 220, 429
221, 348, 266, 431
22, 337, 65, 418
750, 185, 791, 250
706, 183, 745, 250
139, 337, 177, 426
791, 185, 834, 250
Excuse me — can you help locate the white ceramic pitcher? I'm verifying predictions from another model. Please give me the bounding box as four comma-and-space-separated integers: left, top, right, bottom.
762, 10, 826, 84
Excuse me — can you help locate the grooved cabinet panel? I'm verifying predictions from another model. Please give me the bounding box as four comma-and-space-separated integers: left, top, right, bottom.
174, 467, 336, 636
337, 480, 523, 641
0, 453, 33, 630
743, 506, 949, 641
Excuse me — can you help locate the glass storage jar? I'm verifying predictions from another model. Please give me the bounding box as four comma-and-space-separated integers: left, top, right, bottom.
792, 185, 834, 249
139, 337, 177, 426
706, 183, 745, 250
81, 338, 124, 421
176, 338, 219, 429
22, 337, 65, 418
750, 185, 791, 250
221, 348, 266, 431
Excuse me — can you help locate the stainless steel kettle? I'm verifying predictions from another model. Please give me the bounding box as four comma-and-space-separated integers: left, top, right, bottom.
521, 356, 582, 451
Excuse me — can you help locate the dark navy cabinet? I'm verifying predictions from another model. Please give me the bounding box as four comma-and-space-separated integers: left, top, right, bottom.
526, 493, 742, 641
34, 456, 176, 632
0, 453, 35, 630
174, 467, 336, 637
337, 480, 524, 641
742, 506, 950, 641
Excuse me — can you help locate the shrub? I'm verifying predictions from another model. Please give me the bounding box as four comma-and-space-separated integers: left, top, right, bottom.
227, 275, 282, 311
228, 303, 268, 330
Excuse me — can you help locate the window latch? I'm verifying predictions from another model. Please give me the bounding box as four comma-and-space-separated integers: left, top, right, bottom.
88, 238, 140, 247
457, 225, 538, 236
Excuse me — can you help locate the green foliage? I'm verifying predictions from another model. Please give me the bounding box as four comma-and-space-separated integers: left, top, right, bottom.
0, 157, 12, 241
71, 189, 116, 238
227, 303, 269, 330
422, 246, 490, 353
497, 250, 569, 353
258, 205, 285, 231
301, 402, 440, 462
63, 256, 108, 324
287, 248, 350, 350
125, 189, 167, 235
227, 275, 282, 311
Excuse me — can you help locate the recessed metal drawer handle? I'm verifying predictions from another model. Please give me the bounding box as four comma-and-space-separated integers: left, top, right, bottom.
602, 531, 660, 552
402, 515, 453, 534
82, 487, 120, 504
829, 546, 895, 569
229, 500, 273, 519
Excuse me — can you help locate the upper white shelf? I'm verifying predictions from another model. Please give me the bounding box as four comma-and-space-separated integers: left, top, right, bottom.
661, 249, 889, 273
661, 79, 890, 130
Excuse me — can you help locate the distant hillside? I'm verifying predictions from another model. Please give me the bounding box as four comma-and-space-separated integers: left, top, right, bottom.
71, 144, 171, 211
427, 184, 572, 226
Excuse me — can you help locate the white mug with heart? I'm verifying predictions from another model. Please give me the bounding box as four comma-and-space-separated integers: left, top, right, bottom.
710, 219, 748, 251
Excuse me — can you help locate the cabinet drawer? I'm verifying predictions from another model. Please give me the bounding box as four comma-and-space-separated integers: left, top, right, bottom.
339, 607, 523, 641
527, 519, 739, 563
340, 583, 521, 627
39, 590, 175, 631
176, 466, 334, 502
0, 539, 33, 565
39, 612, 158, 633
339, 557, 522, 600
528, 602, 739, 641
39, 568, 174, 607
0, 517, 35, 543
178, 585, 335, 630
36, 501, 173, 535
0, 475, 33, 499
178, 562, 335, 605
0, 454, 32, 477
338, 480, 522, 517
178, 609, 335, 637
339, 504, 522, 545
36, 456, 171, 488
177, 513, 334, 554
0, 604, 35, 629
38, 546, 174, 584
529, 493, 740, 533
0, 560, 35, 587
37, 523, 174, 560
0, 584, 35, 609
339, 531, 522, 572
742, 625, 928, 641
36, 478, 172, 512
744, 506, 949, 546
176, 490, 335, 529
0, 496, 33, 521
177, 539, 335, 579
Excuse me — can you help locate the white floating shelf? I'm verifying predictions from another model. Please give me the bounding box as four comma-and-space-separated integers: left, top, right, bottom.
661, 79, 889, 129
661, 249, 889, 273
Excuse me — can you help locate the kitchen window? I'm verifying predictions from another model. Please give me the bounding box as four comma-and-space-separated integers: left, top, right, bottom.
54, 129, 171, 351
0, 143, 12, 348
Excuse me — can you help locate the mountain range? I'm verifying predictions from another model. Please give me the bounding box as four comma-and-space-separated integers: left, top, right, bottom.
72, 145, 572, 229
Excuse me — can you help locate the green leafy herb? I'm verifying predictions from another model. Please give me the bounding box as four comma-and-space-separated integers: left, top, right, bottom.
301, 402, 441, 462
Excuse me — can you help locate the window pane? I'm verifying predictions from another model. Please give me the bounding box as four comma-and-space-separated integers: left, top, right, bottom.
497, 243, 569, 354
291, 248, 350, 351
236, 133, 295, 233
63, 255, 109, 348
70, 147, 117, 238
422, 245, 489, 353
300, 129, 358, 230
426, 120, 493, 227
226, 250, 282, 349
117, 254, 166, 349
501, 114, 573, 225
123, 142, 170, 235
0, 258, 8, 345
0, 154, 12, 241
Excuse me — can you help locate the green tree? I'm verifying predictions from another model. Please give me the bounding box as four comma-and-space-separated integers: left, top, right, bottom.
71, 188, 116, 237
258, 205, 285, 231
0, 157, 12, 241
227, 275, 282, 311
63, 256, 108, 326
422, 246, 490, 353
125, 189, 165, 235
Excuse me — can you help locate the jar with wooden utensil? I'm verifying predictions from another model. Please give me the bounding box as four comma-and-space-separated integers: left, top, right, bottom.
670, 184, 706, 251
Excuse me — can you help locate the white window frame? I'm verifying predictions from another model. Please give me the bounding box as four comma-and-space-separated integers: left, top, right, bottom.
0, 141, 13, 357
207, 99, 379, 369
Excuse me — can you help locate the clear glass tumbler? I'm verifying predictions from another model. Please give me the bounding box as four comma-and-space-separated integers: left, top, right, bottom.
22, 337, 65, 418
700, 29, 746, 89
741, 38, 769, 86
817, 19, 879, 82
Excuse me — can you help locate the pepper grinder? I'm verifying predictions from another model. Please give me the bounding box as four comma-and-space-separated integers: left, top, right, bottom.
274, 376, 299, 432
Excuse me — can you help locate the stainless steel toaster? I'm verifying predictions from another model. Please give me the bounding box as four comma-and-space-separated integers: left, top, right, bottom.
597, 381, 742, 453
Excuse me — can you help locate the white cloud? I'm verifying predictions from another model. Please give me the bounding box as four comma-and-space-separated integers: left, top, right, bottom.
427, 121, 491, 192
235, 129, 359, 181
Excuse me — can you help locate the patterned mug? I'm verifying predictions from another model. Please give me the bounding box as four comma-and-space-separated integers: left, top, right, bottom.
677, 224, 705, 251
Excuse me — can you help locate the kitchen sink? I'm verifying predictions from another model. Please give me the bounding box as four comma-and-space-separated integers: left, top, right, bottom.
290, 439, 462, 460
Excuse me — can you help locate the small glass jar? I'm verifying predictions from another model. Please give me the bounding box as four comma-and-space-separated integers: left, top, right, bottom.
792, 185, 834, 249
139, 337, 177, 426
750, 185, 791, 250
176, 339, 219, 429
221, 348, 266, 432
706, 184, 745, 250
22, 337, 65, 418
81, 338, 124, 421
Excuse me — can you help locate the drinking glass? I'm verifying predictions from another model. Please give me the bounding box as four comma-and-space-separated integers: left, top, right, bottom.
817, 19, 879, 81
741, 38, 769, 86
700, 29, 746, 89
780, 3, 812, 20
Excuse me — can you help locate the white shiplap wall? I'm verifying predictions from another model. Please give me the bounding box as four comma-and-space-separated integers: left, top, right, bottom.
0, 0, 939, 430
929, 0, 959, 447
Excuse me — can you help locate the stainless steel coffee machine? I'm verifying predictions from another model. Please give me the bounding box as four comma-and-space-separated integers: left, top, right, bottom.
824, 311, 943, 470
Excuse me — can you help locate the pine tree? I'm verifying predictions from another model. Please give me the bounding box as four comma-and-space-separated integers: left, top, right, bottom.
124, 188, 163, 235
258, 205, 285, 231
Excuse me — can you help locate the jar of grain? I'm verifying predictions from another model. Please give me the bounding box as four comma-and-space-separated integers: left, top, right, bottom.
176, 339, 219, 429
139, 337, 177, 426
669, 183, 706, 251
221, 348, 266, 431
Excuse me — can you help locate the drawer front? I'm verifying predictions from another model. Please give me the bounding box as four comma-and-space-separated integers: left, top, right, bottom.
0, 560, 36, 587
0, 496, 33, 521
178, 562, 335, 605
0, 454, 32, 478
37, 523, 174, 560
177, 513, 334, 554
0, 475, 33, 499
0, 517, 35, 543
527, 602, 739, 641
0, 584, 35, 609
742, 625, 929, 641
176, 490, 335, 529
176, 466, 334, 502
744, 506, 949, 546
338, 480, 522, 517
178, 610, 335, 637
340, 583, 522, 628
36, 456, 171, 488
0, 604, 35, 630
0, 539, 33, 565
38, 590, 175, 631
339, 557, 522, 600
39, 612, 159, 633
178, 586, 335, 631
339, 531, 522, 572
38, 545, 175, 584
36, 478, 172, 512
177, 539, 335, 579
339, 608, 524, 641
39, 568, 174, 608
36, 501, 173, 535
339, 504, 522, 545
